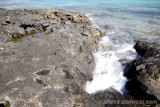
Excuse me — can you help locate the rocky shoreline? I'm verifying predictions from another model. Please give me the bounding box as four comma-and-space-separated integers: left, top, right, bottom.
125, 40, 160, 102
0, 8, 104, 107
0, 8, 159, 107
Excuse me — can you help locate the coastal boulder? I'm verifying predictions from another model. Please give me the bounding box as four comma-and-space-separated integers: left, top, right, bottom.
125, 40, 160, 101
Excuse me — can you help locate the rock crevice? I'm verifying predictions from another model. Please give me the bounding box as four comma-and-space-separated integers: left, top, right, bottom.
125, 40, 160, 103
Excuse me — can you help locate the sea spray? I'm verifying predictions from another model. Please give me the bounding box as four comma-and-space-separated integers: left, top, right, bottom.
85, 33, 136, 94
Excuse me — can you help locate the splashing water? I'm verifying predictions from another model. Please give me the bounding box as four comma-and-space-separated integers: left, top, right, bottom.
85, 32, 137, 94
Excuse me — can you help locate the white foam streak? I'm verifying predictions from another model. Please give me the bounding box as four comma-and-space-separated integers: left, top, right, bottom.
85, 34, 136, 94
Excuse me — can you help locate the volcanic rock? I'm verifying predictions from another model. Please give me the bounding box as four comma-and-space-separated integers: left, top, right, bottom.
125, 40, 160, 102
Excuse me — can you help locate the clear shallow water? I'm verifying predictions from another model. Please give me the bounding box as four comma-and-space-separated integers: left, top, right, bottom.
1, 0, 160, 94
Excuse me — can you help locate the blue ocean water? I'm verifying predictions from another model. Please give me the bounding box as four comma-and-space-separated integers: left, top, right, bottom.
0, 0, 160, 94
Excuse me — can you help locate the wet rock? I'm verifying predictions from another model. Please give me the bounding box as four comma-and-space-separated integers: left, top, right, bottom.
126, 40, 160, 102
134, 40, 160, 57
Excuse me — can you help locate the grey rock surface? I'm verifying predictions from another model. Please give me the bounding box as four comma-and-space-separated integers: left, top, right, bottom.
0, 9, 103, 107
0, 9, 140, 107
126, 40, 160, 101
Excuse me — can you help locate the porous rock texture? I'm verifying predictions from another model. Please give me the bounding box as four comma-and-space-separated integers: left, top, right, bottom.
0, 9, 103, 107
0, 8, 147, 107
125, 40, 160, 102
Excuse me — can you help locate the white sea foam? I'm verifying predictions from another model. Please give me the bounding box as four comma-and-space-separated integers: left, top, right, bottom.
85, 13, 94, 22
85, 34, 136, 94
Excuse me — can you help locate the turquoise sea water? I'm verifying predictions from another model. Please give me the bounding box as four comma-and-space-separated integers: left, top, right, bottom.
0, 0, 160, 94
